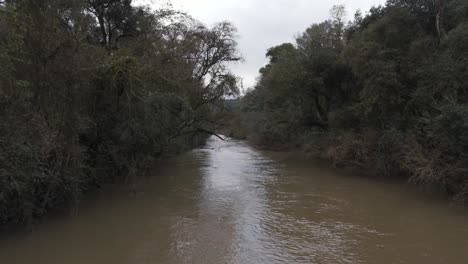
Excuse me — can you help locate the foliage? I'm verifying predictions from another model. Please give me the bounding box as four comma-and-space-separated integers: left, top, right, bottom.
0, 0, 240, 226
234, 0, 468, 201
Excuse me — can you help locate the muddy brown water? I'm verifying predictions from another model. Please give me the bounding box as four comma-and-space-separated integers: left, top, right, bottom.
1, 137, 468, 264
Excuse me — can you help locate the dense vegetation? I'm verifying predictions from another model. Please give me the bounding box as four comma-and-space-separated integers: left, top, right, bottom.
231, 0, 468, 200
0, 0, 240, 226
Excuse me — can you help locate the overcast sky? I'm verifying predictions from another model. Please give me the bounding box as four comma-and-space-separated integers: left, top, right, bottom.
146, 0, 387, 90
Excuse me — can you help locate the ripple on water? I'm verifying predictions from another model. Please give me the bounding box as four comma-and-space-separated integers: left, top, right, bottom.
2, 136, 468, 264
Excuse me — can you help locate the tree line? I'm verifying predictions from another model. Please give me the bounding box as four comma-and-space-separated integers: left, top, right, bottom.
230, 0, 468, 200
0, 0, 240, 226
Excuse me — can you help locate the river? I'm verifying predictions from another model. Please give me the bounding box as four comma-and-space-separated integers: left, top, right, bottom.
1, 137, 468, 264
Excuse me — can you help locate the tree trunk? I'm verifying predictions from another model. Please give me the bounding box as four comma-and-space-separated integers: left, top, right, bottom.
434, 0, 444, 39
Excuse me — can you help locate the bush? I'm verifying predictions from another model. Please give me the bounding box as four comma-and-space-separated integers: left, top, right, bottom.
0, 96, 86, 225
399, 105, 468, 200
321, 129, 403, 177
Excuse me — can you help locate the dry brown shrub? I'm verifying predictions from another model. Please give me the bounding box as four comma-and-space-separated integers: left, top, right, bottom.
323, 131, 375, 169
400, 135, 468, 201
400, 136, 448, 184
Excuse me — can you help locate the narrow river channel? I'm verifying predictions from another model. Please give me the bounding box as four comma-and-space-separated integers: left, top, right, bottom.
1, 137, 468, 264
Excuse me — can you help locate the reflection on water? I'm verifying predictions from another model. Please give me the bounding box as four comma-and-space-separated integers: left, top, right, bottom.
1, 136, 468, 264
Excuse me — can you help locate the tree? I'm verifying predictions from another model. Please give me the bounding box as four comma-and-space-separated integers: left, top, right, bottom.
86, 0, 139, 48
235, 0, 468, 200
0, 0, 241, 225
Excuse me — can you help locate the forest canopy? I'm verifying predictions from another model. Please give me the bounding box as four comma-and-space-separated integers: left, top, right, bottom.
0, 0, 240, 225
231, 0, 468, 200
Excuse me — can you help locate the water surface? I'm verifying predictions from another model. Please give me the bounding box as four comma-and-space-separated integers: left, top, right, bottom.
1, 137, 468, 264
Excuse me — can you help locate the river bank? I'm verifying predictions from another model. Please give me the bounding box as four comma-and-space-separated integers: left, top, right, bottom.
233, 131, 466, 205
0, 135, 208, 230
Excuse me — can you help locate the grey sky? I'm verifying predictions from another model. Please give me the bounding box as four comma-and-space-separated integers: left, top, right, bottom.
150, 0, 387, 89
